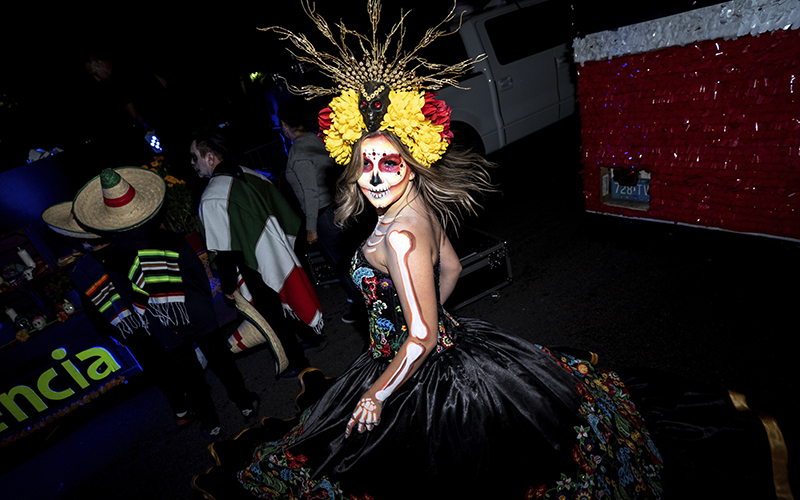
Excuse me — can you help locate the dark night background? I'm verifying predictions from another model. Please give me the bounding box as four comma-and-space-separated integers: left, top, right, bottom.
0, 0, 722, 174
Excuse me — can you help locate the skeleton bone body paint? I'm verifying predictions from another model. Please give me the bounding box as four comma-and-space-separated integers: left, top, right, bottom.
347, 229, 433, 437
374, 230, 430, 400
358, 135, 413, 210
347, 135, 434, 437
364, 212, 399, 255
360, 134, 414, 256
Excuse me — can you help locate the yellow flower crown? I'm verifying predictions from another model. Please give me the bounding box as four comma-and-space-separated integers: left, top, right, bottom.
263, 0, 483, 167
321, 88, 451, 167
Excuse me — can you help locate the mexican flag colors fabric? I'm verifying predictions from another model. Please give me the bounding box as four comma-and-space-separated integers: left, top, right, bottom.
200, 167, 324, 334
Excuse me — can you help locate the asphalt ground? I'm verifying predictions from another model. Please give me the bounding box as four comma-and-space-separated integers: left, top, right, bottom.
1, 116, 797, 499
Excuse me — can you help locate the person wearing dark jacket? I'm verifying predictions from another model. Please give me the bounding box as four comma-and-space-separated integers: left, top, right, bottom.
64, 167, 258, 439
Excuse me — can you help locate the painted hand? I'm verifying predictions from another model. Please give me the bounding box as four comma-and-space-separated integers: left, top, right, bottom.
345, 396, 382, 437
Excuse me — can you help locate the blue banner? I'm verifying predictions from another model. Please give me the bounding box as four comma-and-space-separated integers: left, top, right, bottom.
0, 313, 140, 445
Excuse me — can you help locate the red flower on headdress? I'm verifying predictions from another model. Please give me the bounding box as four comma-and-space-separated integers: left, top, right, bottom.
421, 92, 453, 142
318, 106, 333, 135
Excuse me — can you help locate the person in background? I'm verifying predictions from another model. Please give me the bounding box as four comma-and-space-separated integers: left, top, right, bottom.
190, 129, 325, 379
66, 167, 259, 440
278, 97, 363, 324
42, 201, 196, 429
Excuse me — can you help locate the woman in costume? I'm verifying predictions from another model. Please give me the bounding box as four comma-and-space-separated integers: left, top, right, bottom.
192, 2, 788, 499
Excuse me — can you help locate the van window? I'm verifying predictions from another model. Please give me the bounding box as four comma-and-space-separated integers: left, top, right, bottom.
485, 1, 572, 65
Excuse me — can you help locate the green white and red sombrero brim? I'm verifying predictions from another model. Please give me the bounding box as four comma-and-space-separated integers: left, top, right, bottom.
73, 167, 165, 233
41, 201, 102, 239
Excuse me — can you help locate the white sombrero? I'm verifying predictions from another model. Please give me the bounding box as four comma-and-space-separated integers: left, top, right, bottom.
42, 201, 102, 239
73, 167, 166, 232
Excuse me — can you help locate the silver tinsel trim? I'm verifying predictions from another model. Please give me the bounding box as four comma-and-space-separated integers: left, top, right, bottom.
573, 0, 800, 64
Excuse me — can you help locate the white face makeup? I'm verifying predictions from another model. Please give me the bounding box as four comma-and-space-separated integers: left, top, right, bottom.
189, 141, 215, 178
358, 135, 414, 209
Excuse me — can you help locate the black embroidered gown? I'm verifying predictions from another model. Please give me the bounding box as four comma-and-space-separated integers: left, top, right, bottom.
231, 248, 671, 499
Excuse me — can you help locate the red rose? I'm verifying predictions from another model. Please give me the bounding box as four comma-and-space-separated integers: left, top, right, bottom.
422, 92, 453, 142
318, 106, 333, 132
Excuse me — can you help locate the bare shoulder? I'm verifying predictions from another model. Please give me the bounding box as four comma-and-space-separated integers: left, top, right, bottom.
384, 210, 438, 262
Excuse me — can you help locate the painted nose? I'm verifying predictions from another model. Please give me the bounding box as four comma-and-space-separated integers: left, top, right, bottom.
370, 172, 382, 186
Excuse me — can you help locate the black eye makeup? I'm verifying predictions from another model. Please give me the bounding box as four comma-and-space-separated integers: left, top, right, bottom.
362, 156, 374, 173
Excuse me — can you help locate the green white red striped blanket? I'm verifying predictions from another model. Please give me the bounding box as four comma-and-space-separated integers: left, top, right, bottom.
199, 167, 323, 333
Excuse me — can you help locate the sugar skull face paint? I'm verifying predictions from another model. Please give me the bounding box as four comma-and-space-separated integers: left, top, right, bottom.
359, 135, 414, 209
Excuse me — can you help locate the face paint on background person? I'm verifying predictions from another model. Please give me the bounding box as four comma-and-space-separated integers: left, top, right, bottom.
358, 135, 414, 209
189, 142, 214, 179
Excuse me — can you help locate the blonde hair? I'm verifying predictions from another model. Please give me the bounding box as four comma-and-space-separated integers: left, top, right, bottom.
334, 131, 496, 231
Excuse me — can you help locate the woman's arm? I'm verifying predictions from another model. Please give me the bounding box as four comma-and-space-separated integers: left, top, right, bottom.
346, 227, 440, 437
438, 233, 461, 304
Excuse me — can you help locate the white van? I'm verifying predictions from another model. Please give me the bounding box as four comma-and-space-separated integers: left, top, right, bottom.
434, 0, 576, 154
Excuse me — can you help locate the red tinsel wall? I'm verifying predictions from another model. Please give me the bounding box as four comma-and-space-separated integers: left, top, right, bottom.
578, 28, 800, 240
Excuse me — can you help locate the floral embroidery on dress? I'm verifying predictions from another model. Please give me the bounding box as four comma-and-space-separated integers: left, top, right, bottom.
235, 249, 662, 500
524, 347, 664, 500
352, 252, 456, 360
239, 409, 376, 500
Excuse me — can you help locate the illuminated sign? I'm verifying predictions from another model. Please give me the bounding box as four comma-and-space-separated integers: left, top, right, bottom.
1, 346, 123, 433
